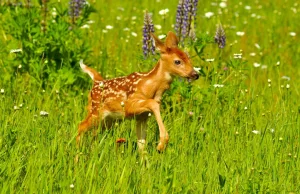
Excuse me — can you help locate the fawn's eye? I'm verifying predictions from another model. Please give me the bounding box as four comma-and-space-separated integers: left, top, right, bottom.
174, 60, 181, 65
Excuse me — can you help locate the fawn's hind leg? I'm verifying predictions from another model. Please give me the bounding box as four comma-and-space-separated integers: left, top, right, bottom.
136, 114, 148, 152
77, 114, 100, 147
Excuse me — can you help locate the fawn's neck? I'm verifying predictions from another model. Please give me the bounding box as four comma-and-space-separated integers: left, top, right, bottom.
143, 60, 173, 102
148, 60, 172, 82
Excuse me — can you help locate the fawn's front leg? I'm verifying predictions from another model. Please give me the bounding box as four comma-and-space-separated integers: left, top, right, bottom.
125, 99, 169, 152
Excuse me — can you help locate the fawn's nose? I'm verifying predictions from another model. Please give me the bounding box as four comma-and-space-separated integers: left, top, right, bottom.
190, 70, 199, 80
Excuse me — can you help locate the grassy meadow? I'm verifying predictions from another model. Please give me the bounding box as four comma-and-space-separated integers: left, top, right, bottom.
0, 0, 299, 193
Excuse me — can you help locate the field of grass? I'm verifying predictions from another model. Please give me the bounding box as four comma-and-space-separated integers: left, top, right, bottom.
0, 0, 299, 193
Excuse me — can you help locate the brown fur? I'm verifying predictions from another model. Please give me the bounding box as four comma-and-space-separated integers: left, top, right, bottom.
77, 32, 199, 152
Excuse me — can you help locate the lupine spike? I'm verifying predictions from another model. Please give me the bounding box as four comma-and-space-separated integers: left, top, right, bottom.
175, 0, 184, 37
69, 0, 86, 24
214, 24, 226, 48
142, 11, 155, 57
182, 0, 191, 38
192, 0, 198, 29
175, 0, 198, 42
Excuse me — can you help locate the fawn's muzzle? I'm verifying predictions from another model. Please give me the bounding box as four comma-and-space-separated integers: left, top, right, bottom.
189, 70, 199, 80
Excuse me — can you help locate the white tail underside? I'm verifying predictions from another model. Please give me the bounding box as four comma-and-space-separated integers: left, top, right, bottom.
79, 59, 94, 80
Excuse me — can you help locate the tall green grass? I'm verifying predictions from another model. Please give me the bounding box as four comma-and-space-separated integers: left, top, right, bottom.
0, 0, 299, 193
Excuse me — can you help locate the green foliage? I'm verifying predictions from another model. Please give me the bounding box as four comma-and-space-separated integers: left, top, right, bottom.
1, 1, 95, 87
0, 0, 299, 193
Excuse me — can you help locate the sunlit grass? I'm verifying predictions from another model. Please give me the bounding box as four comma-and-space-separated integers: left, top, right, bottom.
0, 0, 299, 193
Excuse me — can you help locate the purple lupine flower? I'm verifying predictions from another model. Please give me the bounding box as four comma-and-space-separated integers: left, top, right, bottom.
142, 11, 155, 57
192, 0, 198, 29
175, 0, 184, 37
192, 0, 198, 17
69, 0, 86, 23
182, 0, 192, 39
214, 24, 226, 48
175, 0, 198, 41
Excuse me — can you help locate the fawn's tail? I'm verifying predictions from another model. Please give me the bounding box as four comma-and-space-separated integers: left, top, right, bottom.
79, 60, 104, 81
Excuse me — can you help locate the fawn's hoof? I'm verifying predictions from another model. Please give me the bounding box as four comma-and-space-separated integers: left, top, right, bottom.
157, 142, 165, 152
156, 136, 169, 151
156, 139, 168, 152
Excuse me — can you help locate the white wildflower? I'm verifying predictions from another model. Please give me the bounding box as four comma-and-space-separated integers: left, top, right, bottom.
117, 7, 124, 11
252, 130, 260, 134
131, 16, 137, 20
289, 32, 296, 37
18, 64, 22, 69
194, 67, 201, 72
250, 52, 256, 56
219, 2, 227, 8
81, 24, 90, 29
121, 101, 125, 107
261, 65, 267, 69
286, 84, 290, 89
245, 5, 251, 10
106, 25, 113, 29
206, 58, 215, 62
14, 106, 19, 110
51, 8, 57, 17
87, 20, 95, 24
254, 43, 260, 49
159, 9, 169, 15
123, 28, 130, 31
131, 32, 137, 37
148, 113, 152, 117
213, 84, 224, 88
281, 76, 290, 81
154, 25, 162, 30
70, 184, 74, 189
236, 31, 245, 36
253, 62, 261, 67
270, 129, 275, 133
102, 29, 108, 33
0, 89, 4, 94
204, 12, 214, 18
244, 106, 248, 110
267, 79, 271, 83
40, 111, 49, 116
234, 53, 242, 59
276, 61, 280, 66
10, 48, 22, 53
158, 34, 166, 39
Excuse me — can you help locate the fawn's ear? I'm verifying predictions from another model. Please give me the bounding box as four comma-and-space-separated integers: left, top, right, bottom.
165, 31, 179, 48
151, 33, 166, 53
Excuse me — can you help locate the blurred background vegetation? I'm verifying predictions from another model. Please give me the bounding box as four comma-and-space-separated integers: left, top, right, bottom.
0, 0, 299, 193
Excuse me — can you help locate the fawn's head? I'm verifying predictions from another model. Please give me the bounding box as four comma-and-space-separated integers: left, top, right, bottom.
152, 32, 199, 81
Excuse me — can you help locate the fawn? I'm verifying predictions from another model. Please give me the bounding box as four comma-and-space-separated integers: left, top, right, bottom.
77, 31, 199, 152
